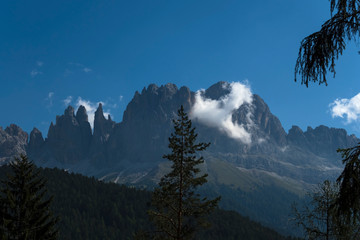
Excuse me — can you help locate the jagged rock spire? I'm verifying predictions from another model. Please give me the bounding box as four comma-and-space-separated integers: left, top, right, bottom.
93, 103, 114, 142
76, 105, 88, 123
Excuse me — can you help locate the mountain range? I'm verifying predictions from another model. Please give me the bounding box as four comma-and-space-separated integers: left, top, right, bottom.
0, 81, 358, 235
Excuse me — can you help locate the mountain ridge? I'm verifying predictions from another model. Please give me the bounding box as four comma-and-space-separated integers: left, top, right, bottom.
0, 81, 357, 184
0, 81, 358, 235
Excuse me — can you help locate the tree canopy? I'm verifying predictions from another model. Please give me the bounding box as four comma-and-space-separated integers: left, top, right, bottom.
295, 0, 360, 87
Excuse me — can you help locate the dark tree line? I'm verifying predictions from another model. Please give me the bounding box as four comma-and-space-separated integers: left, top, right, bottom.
0, 163, 295, 240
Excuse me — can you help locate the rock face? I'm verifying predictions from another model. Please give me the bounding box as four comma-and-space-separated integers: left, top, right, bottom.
28, 128, 44, 152
252, 94, 287, 145
107, 83, 194, 166
93, 103, 114, 144
76, 106, 92, 153
287, 125, 358, 159
42, 106, 92, 164
90, 104, 115, 166
0, 124, 28, 163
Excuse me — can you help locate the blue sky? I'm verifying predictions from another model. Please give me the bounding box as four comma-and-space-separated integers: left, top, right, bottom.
1, 0, 359, 137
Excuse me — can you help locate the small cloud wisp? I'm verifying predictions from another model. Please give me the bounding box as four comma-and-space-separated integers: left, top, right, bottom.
63, 96, 73, 106
83, 67, 92, 73
30, 69, 42, 77
45, 92, 54, 109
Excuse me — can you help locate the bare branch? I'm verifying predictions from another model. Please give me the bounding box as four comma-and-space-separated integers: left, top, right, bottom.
295, 6, 360, 87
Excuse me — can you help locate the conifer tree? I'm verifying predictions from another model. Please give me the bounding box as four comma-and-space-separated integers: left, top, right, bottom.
0, 155, 58, 240
336, 145, 360, 230
148, 106, 220, 240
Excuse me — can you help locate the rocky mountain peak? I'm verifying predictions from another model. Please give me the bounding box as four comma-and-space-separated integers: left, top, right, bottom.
5, 124, 28, 140
287, 124, 358, 158
44, 105, 92, 164
288, 125, 303, 135
140, 83, 179, 97
0, 124, 28, 163
287, 125, 308, 148
204, 81, 231, 100
248, 94, 287, 145
76, 105, 88, 123
29, 127, 43, 140
28, 128, 44, 153
56, 105, 79, 127
95, 103, 104, 118
64, 105, 75, 117
122, 83, 187, 123
93, 103, 114, 143
147, 83, 159, 93
163, 83, 178, 95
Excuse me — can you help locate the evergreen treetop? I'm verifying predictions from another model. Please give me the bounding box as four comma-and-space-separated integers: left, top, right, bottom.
0, 155, 58, 240
148, 105, 220, 240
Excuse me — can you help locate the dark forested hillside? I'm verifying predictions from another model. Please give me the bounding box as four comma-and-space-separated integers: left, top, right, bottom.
0, 165, 297, 240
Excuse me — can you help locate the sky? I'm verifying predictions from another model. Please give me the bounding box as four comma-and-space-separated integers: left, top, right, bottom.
1, 0, 360, 138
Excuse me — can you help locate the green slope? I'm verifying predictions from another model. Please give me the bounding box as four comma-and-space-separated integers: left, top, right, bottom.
100, 158, 308, 236
0, 165, 298, 240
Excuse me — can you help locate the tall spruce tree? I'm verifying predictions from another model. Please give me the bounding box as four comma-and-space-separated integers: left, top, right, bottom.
148, 106, 220, 240
0, 155, 58, 240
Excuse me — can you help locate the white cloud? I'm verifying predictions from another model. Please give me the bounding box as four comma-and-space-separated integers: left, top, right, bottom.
330, 93, 360, 123
190, 81, 253, 144
68, 62, 92, 74
45, 92, 54, 108
63, 96, 73, 106
75, 97, 111, 129
37, 61, 43, 67
119, 95, 123, 101
68, 62, 84, 67
30, 69, 42, 77
83, 67, 92, 73
107, 103, 118, 108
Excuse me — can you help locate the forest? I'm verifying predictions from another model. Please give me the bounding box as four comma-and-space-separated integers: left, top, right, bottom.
0, 165, 296, 240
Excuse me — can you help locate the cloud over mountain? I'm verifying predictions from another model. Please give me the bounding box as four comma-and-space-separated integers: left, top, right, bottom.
63, 96, 73, 106
191, 82, 253, 144
330, 93, 360, 123
75, 97, 111, 129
